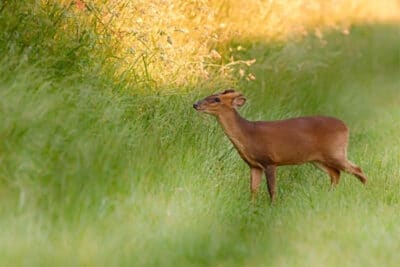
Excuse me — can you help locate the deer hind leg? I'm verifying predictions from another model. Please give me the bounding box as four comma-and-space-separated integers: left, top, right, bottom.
332, 159, 367, 184
314, 162, 341, 186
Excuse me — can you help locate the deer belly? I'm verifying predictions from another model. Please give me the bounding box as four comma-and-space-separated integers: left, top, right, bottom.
267, 141, 320, 165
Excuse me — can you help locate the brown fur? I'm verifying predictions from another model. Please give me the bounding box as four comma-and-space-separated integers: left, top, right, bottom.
193, 89, 367, 202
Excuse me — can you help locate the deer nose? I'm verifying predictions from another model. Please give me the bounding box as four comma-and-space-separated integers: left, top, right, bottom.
193, 103, 199, 109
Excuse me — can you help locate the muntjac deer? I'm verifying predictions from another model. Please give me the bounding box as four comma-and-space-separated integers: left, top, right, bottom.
193, 89, 367, 202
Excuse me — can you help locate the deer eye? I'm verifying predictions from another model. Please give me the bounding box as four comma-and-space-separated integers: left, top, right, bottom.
214, 98, 221, 103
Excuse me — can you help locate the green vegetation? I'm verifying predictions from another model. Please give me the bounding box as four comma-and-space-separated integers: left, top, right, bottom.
1, 2, 400, 266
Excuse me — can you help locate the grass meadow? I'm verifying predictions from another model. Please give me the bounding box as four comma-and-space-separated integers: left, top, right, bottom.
1, 1, 400, 266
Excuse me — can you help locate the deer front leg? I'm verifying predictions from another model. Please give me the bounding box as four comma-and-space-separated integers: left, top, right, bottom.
250, 167, 263, 202
264, 165, 277, 202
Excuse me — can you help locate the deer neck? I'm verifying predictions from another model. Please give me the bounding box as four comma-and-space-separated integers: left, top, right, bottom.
217, 109, 250, 149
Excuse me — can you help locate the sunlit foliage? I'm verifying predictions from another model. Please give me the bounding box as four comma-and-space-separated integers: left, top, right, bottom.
59, 0, 400, 88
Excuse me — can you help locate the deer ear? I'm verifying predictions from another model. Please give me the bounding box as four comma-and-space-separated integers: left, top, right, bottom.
232, 96, 246, 108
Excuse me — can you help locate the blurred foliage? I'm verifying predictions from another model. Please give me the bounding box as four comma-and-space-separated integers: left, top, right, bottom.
39, 0, 400, 89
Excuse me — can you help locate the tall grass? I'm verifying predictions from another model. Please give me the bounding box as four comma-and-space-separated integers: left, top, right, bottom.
61, 0, 400, 88
1, 1, 400, 266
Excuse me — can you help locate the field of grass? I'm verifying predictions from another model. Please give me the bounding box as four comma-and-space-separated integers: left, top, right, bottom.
1, 1, 400, 266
